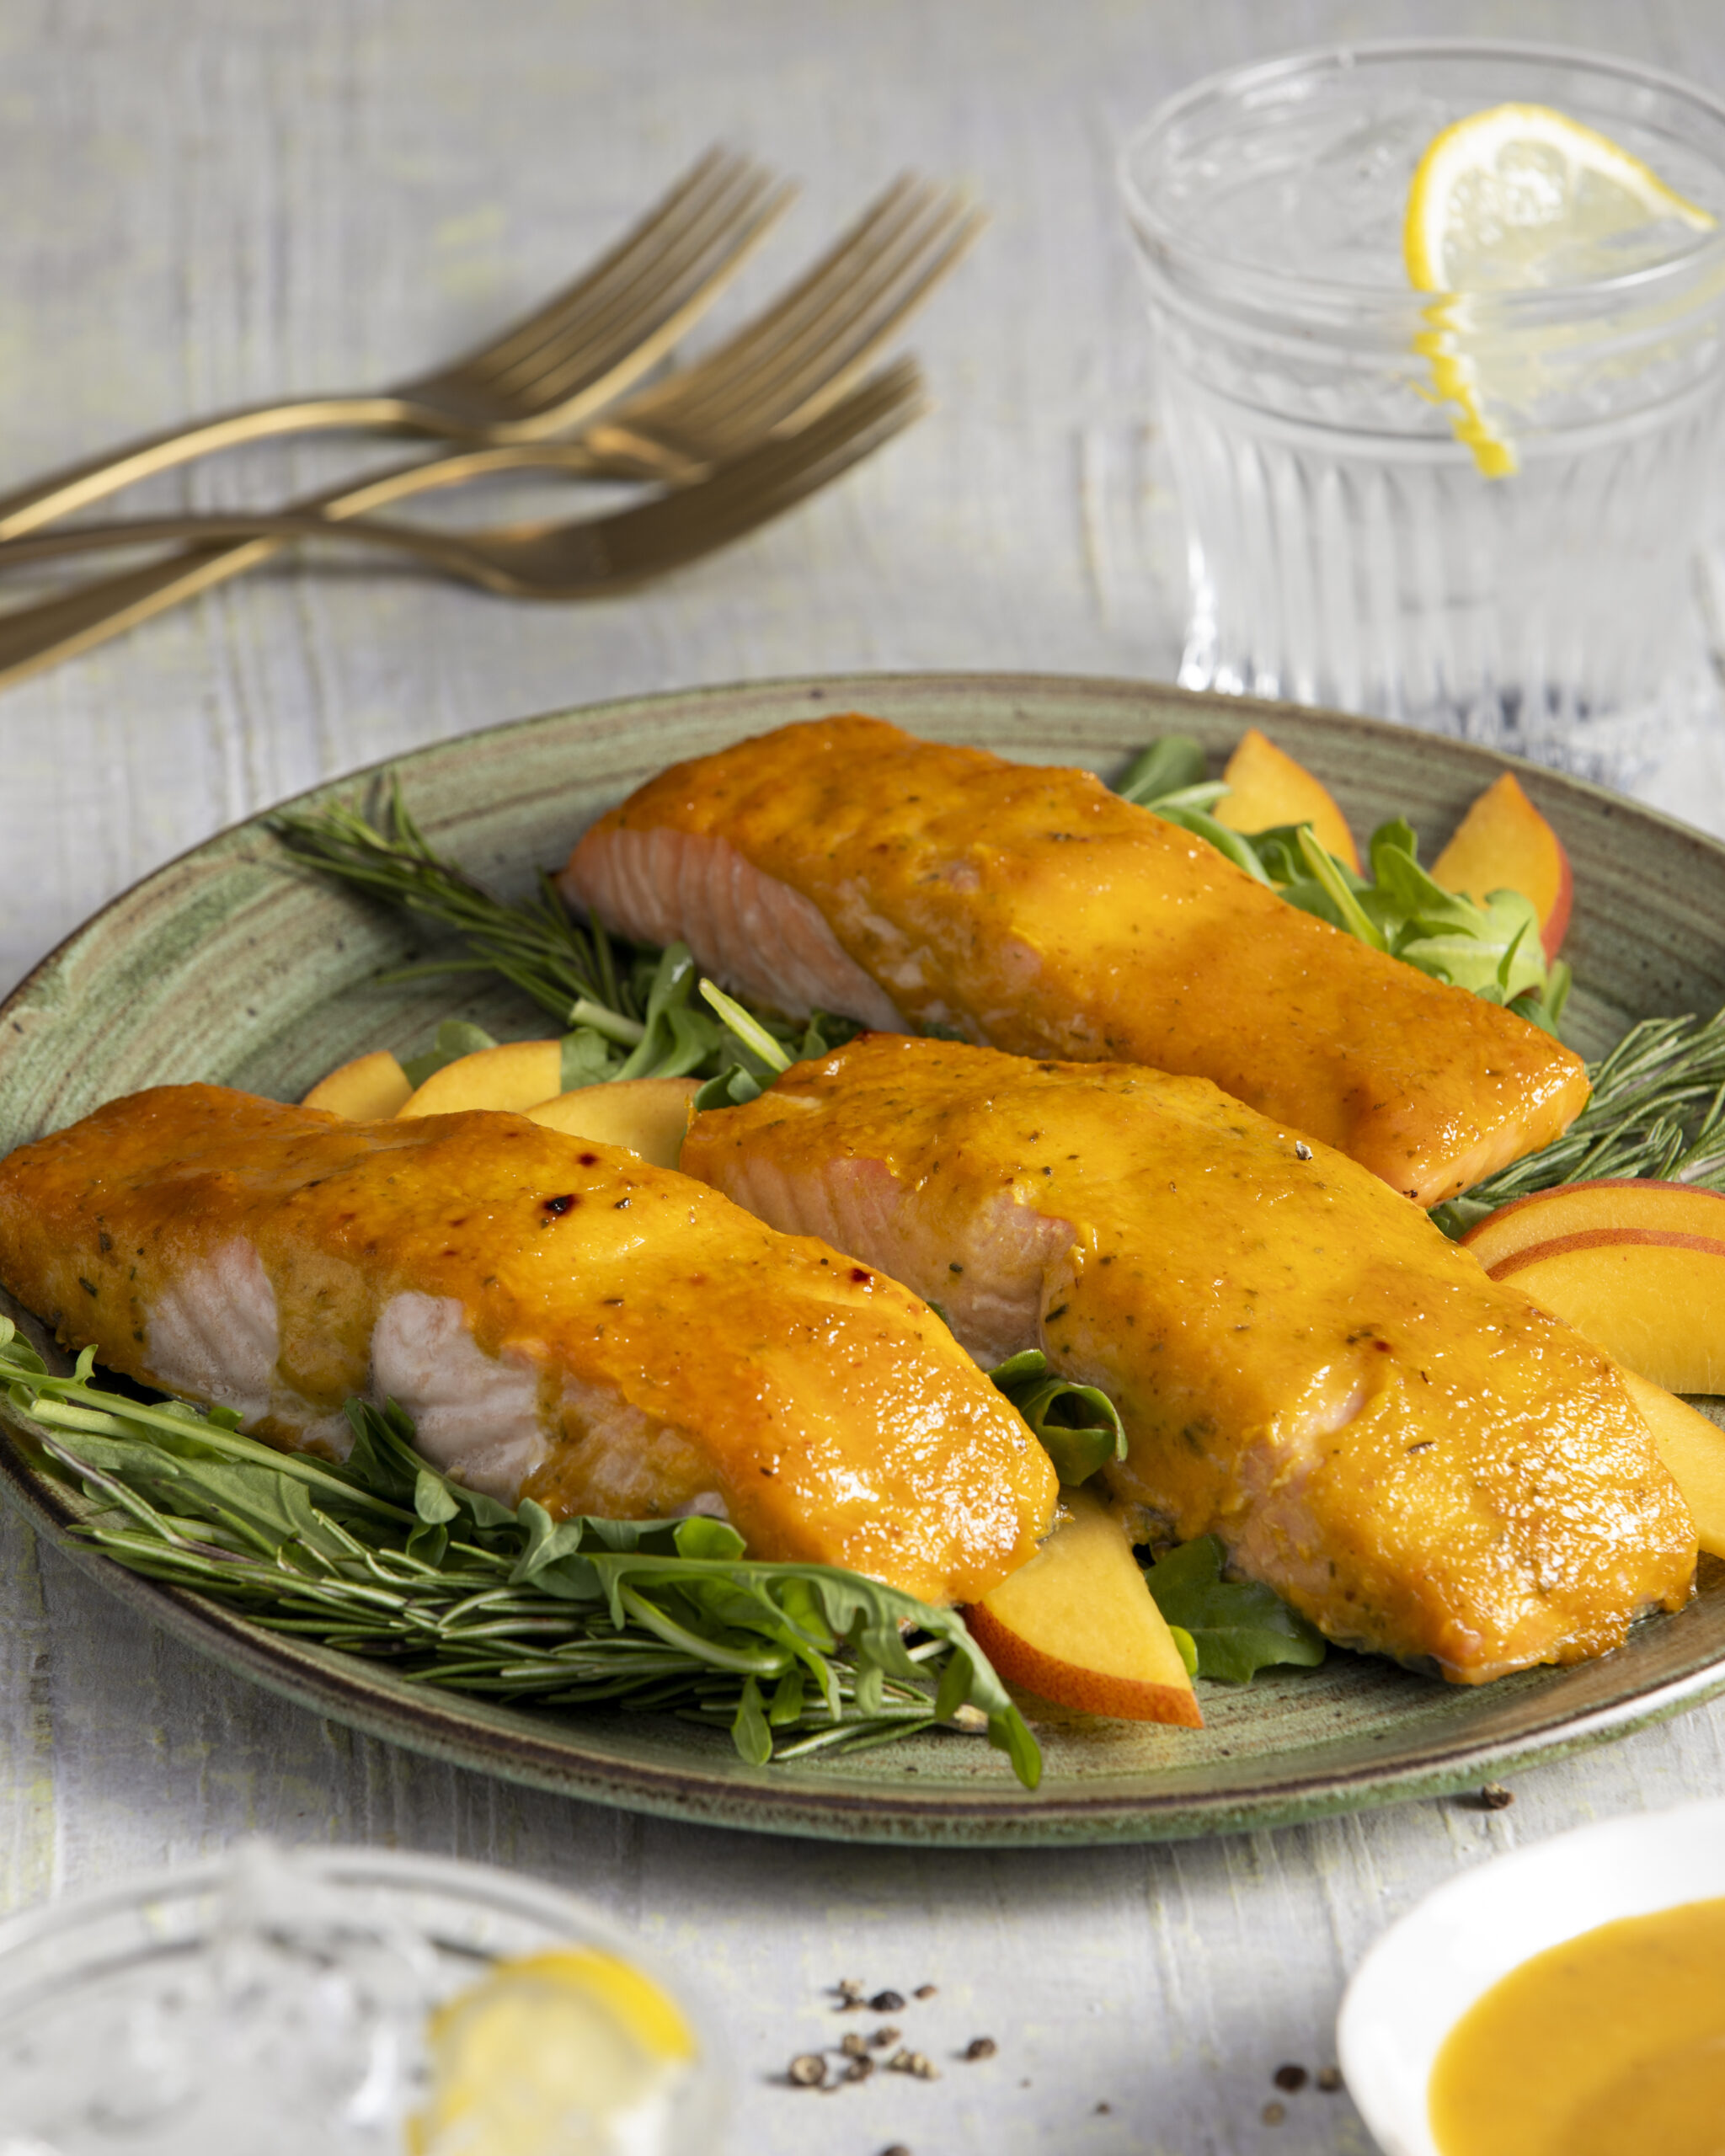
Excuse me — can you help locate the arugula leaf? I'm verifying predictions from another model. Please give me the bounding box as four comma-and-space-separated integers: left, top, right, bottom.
1113, 740, 1569, 1036
342, 1395, 425, 1505
1141, 1535, 1327, 1684
1295, 825, 1387, 947
614, 944, 715, 1081
692, 1065, 765, 1113
733, 1675, 773, 1765
401, 1018, 499, 1090
1149, 801, 1274, 884
1114, 735, 1209, 803
988, 1349, 1126, 1486
559, 1027, 617, 1091
688, 985, 865, 1114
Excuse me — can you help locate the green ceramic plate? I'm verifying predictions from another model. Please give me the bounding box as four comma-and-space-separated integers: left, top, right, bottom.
3, 672, 1723, 1847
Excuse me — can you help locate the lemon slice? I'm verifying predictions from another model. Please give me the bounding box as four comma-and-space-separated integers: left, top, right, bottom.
1403, 104, 1717, 475
410, 1946, 697, 2156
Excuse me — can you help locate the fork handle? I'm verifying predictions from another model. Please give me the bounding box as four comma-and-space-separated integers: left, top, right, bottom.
0, 393, 446, 542
0, 444, 607, 691
0, 507, 502, 568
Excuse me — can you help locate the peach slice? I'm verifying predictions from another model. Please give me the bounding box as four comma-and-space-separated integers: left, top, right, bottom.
528, 1077, 699, 1169
1488, 1228, 1725, 1394
1462, 1178, 1725, 1275
1618, 1370, 1725, 1560
1430, 771, 1573, 958
962, 1486, 1202, 1726
302, 1049, 413, 1120
1213, 727, 1361, 873
396, 1039, 563, 1119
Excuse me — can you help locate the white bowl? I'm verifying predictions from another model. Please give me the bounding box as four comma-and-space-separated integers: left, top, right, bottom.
1337, 1795, 1725, 2156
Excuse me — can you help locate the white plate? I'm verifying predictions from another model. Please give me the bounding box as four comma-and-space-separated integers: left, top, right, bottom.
1338, 1795, 1725, 2155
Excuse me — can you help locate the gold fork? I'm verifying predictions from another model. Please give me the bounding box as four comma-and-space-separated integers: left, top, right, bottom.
580, 174, 983, 478
0, 365, 926, 661
0, 180, 979, 683
0, 147, 791, 541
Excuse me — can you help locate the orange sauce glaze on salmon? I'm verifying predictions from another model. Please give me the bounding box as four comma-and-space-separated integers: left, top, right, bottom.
0, 1085, 1056, 1604
681, 1036, 1695, 1683
562, 715, 1589, 1208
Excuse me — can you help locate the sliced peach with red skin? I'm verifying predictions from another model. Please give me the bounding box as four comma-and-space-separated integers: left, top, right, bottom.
1462, 1178, 1725, 1274
1488, 1228, 1725, 1394
962, 1486, 1202, 1726
1618, 1370, 1725, 1560
302, 1049, 412, 1120
1213, 727, 1361, 873
1430, 771, 1573, 958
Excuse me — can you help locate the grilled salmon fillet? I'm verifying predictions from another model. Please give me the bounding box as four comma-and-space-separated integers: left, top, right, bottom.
561, 715, 1588, 1208
0, 1084, 1056, 1604
681, 1035, 1695, 1682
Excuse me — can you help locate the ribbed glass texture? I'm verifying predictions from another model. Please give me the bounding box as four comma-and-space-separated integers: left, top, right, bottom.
1162, 355, 1725, 766
1121, 42, 1725, 781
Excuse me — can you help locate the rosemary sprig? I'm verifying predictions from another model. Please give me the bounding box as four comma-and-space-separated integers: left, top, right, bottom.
0, 1321, 1039, 1787
275, 787, 858, 1092
273, 781, 635, 1029
1432, 1009, 1725, 1235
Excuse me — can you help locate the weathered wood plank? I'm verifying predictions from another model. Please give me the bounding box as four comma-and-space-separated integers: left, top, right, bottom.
4, 3, 1725, 2149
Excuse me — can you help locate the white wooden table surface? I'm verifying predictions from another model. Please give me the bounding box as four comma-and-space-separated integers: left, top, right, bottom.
5, 4, 1725, 2149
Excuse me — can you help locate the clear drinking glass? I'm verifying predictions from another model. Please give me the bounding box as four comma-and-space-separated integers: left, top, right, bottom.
1119, 40, 1725, 783
0, 1842, 729, 2155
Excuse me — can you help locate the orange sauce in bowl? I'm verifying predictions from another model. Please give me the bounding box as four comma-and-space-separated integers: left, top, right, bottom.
1429, 1896, 1725, 2155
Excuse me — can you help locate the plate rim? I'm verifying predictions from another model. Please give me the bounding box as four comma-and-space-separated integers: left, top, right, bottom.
5, 667, 1725, 1847
10, 665, 1713, 1021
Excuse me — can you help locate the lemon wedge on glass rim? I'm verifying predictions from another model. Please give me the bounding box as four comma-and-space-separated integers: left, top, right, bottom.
409, 1945, 699, 2156
1403, 103, 1717, 477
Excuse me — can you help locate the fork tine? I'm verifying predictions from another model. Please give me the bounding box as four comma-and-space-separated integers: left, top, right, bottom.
425, 147, 765, 382
555, 176, 937, 421
665, 179, 944, 388
420, 163, 796, 436
483, 163, 793, 405
664, 200, 984, 448
478, 160, 782, 386
595, 357, 928, 584
574, 180, 980, 462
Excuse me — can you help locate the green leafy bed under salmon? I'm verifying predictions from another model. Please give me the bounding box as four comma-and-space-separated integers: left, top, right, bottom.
3, 741, 1716, 1787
